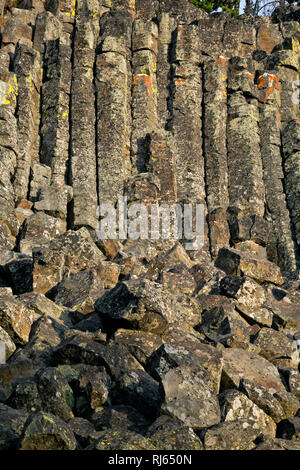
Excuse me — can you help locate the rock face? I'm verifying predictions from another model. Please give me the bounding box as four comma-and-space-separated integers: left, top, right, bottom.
0, 0, 300, 452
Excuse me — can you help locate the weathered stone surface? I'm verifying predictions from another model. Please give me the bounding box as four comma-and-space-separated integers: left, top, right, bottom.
35, 367, 74, 421
67, 417, 100, 449
0, 404, 27, 450
146, 415, 204, 450
255, 437, 300, 450
0, 326, 16, 361
222, 348, 286, 393
112, 369, 161, 419
220, 276, 273, 326
20, 411, 77, 450
215, 247, 284, 285
96, 278, 201, 334
51, 270, 105, 314
0, 358, 37, 403
268, 299, 300, 333
0, 296, 37, 345
114, 329, 163, 367
13, 43, 41, 200
87, 429, 156, 450
160, 366, 221, 430
239, 378, 297, 422
277, 417, 300, 440
8, 380, 42, 414
203, 419, 262, 450
253, 328, 295, 362
280, 367, 300, 400
52, 333, 143, 379
32, 228, 105, 294
90, 404, 150, 435
148, 341, 223, 394
71, 364, 110, 416
219, 389, 276, 437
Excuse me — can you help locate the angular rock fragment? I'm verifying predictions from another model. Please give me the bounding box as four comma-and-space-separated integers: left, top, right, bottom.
90, 405, 151, 435
51, 270, 105, 314
277, 417, 300, 440
0, 404, 27, 450
67, 417, 100, 450
203, 419, 262, 450
148, 341, 223, 394
112, 369, 161, 419
113, 329, 163, 368
253, 328, 295, 362
222, 348, 286, 393
0, 296, 37, 345
35, 367, 74, 421
96, 278, 201, 335
32, 228, 105, 293
87, 429, 156, 450
52, 333, 143, 379
146, 416, 204, 450
0, 326, 16, 360
160, 366, 221, 430
71, 364, 110, 416
20, 411, 77, 450
215, 247, 284, 285
219, 389, 276, 437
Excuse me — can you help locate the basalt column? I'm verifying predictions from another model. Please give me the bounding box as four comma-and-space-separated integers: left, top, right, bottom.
131, 17, 159, 173
258, 72, 297, 271
69, 0, 100, 229
170, 24, 209, 260
227, 57, 265, 217
38, 11, 72, 186
96, 8, 133, 206
13, 44, 42, 201
282, 119, 300, 260
203, 56, 230, 258
0, 70, 18, 217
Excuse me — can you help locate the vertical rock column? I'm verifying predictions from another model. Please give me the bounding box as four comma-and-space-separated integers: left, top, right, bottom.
170, 24, 209, 260
203, 56, 230, 258
0, 72, 18, 216
258, 72, 297, 271
282, 119, 300, 259
69, 0, 100, 229
203, 57, 229, 213
36, 10, 72, 186
40, 37, 72, 184
13, 44, 42, 201
96, 9, 133, 206
156, 11, 176, 129
271, 38, 300, 131
131, 17, 159, 173
227, 57, 265, 217
171, 24, 204, 206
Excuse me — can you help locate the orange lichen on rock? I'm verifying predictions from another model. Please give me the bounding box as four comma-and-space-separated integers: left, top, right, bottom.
257, 73, 281, 103
217, 56, 226, 66
133, 74, 153, 104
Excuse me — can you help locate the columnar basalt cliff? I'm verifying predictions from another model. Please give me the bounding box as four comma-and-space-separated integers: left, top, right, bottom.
0, 0, 300, 451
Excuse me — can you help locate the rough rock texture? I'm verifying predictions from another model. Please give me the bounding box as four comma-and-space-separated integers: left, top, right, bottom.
0, 0, 300, 452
